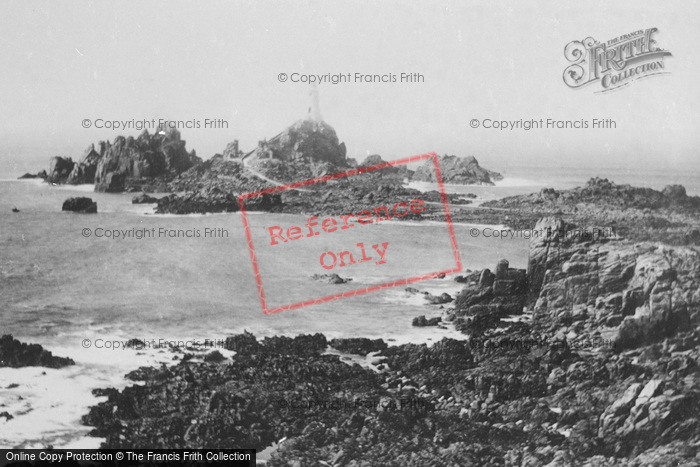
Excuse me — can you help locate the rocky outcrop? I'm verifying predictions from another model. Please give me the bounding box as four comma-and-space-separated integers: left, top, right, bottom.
359, 154, 386, 167
0, 335, 75, 368
62, 197, 97, 213
249, 119, 347, 166
329, 338, 388, 356
78, 210, 700, 464
528, 217, 698, 351
310, 273, 352, 284
131, 193, 159, 204
245, 119, 348, 182
18, 170, 47, 179
411, 155, 503, 185
155, 189, 238, 215
46, 156, 76, 184
451, 259, 527, 337
94, 128, 200, 192
168, 154, 271, 195
155, 185, 282, 214
412, 315, 442, 326
484, 178, 700, 245
66, 143, 104, 184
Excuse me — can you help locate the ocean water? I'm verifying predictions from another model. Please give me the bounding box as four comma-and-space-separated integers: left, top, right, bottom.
0, 165, 695, 448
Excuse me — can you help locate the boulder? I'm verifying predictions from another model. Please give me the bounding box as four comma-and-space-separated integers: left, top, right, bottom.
412, 315, 442, 327
62, 197, 97, 213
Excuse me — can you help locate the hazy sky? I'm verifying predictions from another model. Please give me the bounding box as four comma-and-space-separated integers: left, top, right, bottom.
1, 0, 698, 177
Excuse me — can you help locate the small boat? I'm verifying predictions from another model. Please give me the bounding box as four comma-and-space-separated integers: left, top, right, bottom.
12, 207, 20, 213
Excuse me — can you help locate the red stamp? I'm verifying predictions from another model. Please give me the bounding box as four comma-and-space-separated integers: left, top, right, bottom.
239, 152, 462, 314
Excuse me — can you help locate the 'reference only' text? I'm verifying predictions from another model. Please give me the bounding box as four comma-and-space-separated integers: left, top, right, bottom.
266, 198, 426, 271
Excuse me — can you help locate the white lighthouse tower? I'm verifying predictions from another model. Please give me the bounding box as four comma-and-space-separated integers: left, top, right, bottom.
307, 83, 322, 121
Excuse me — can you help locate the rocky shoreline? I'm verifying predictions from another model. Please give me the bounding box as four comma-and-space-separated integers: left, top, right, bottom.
73, 212, 700, 465
4, 176, 699, 465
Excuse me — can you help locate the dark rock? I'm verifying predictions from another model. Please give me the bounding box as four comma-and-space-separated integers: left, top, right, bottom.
245, 119, 348, 183
424, 292, 453, 304
310, 273, 352, 284
132, 193, 159, 204
412, 315, 442, 327
67, 143, 103, 184
46, 156, 76, 184
0, 335, 75, 368
662, 184, 687, 200
203, 350, 227, 363
18, 171, 46, 179
61, 197, 97, 213
329, 338, 387, 356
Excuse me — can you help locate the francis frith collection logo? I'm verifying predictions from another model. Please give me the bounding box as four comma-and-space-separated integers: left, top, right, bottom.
563, 28, 672, 93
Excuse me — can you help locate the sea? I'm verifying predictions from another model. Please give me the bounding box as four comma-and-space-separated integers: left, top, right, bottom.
1, 164, 699, 448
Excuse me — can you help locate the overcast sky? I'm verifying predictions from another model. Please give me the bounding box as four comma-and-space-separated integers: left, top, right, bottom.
1, 0, 698, 177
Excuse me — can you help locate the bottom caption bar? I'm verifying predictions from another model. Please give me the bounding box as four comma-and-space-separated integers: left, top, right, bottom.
1, 450, 256, 467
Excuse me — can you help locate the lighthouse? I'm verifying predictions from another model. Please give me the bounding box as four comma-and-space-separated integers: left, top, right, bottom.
307, 83, 322, 121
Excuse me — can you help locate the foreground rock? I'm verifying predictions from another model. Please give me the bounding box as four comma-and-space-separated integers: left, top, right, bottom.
62, 197, 97, 213
0, 335, 75, 368
80, 212, 700, 465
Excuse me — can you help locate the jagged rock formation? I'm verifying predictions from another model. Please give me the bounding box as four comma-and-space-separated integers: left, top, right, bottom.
94, 128, 200, 192
448, 259, 528, 336
46, 156, 76, 184
411, 155, 503, 185
66, 143, 104, 184
528, 217, 697, 351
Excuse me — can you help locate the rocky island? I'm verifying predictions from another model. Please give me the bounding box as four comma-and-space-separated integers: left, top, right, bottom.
34, 127, 200, 192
